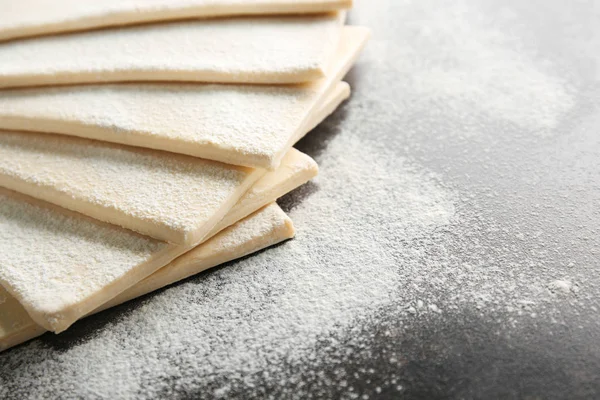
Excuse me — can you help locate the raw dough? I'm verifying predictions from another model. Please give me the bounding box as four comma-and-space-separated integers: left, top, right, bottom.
0, 82, 345, 244
0, 188, 185, 333
105, 203, 294, 311
207, 148, 318, 239
0, 28, 364, 169
0, 0, 352, 42
0, 13, 345, 87
204, 84, 351, 236
0, 143, 316, 335
0, 203, 294, 351
0, 130, 263, 245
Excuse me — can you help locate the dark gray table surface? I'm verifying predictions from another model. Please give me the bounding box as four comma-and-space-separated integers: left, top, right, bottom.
2, 1, 600, 399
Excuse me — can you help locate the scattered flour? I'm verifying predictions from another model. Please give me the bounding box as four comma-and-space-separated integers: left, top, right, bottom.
0, 131, 457, 398
548, 280, 575, 294
355, 0, 575, 134
409, 12, 575, 132
1, 1, 597, 398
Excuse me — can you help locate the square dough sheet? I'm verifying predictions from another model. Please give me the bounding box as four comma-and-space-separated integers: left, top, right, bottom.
0, 131, 263, 246
0, 13, 345, 87
0, 81, 346, 245
0, 188, 184, 334
0, 0, 352, 42
0, 27, 366, 169
0, 203, 295, 350
0, 144, 317, 335
207, 147, 318, 240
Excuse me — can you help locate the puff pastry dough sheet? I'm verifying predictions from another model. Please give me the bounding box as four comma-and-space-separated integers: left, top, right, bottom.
208, 147, 318, 239
0, 203, 294, 351
0, 0, 352, 42
207, 82, 348, 238
0, 188, 185, 333
0, 142, 316, 337
0, 28, 365, 169
0, 13, 345, 87
0, 130, 264, 246
0, 81, 344, 245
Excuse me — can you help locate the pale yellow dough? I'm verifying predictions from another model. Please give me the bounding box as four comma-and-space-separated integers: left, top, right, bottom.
0, 13, 345, 87
0, 81, 348, 245
0, 203, 295, 352
0, 0, 352, 42
209, 147, 318, 239
0, 188, 185, 334
0, 27, 366, 169
0, 144, 317, 335
0, 130, 263, 246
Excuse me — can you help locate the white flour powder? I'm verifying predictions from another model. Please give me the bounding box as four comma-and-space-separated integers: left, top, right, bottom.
1, 1, 597, 398
355, 0, 575, 135
0, 130, 457, 398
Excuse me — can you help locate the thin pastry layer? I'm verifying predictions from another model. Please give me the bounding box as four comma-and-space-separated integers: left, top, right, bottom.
0, 13, 345, 86
0, 188, 186, 333
0, 0, 352, 42
0, 203, 295, 351
0, 28, 366, 168
0, 82, 348, 244
0, 142, 318, 335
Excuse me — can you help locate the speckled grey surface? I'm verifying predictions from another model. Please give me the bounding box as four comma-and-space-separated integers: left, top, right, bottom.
2, 1, 600, 399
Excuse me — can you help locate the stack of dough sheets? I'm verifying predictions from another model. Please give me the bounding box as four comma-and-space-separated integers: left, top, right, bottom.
0, 0, 369, 351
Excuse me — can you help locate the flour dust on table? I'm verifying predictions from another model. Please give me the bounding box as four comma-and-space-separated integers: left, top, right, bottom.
0, 127, 457, 398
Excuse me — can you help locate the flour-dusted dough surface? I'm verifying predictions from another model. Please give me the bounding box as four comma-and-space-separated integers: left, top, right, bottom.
0, 13, 345, 87
207, 148, 318, 239
0, 188, 184, 333
0, 81, 345, 244
106, 204, 294, 311
0, 28, 366, 169
0, 145, 317, 342
204, 83, 348, 236
0, 286, 44, 352
198, 82, 346, 237
0, 203, 294, 351
0, 131, 263, 245
0, 0, 352, 42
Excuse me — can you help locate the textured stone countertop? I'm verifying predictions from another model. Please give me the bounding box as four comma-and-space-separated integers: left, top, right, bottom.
1, 1, 600, 398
